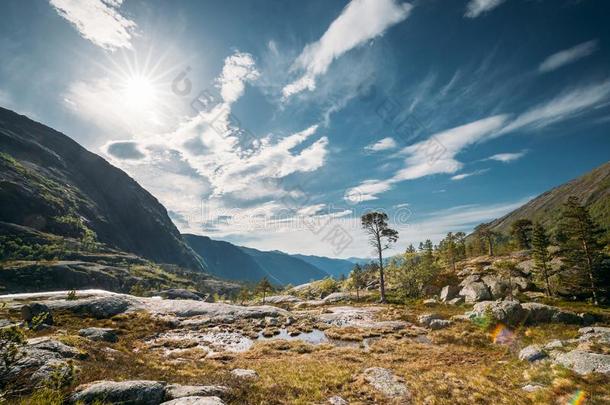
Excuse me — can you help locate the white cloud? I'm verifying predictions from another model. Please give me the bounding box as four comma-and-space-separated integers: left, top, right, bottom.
485, 150, 527, 163
464, 0, 506, 18
49, 0, 136, 50
344, 115, 508, 202
101, 51, 330, 238
365, 137, 397, 152
499, 80, 610, 134
216, 52, 260, 103
393, 115, 508, 181
539, 40, 598, 73
451, 169, 489, 181
282, 0, 412, 99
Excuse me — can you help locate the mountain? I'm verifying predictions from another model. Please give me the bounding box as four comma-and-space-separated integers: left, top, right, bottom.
182, 234, 268, 282
184, 234, 330, 285
239, 246, 329, 285
0, 107, 204, 271
481, 161, 610, 236
292, 254, 355, 278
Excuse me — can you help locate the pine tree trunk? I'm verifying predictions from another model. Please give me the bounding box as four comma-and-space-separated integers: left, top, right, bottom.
582, 239, 598, 305
377, 233, 386, 303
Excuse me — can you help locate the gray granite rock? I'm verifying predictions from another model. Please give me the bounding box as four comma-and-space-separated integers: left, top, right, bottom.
161, 396, 225, 405
362, 367, 410, 399
519, 345, 547, 362
165, 384, 229, 400
69, 380, 166, 404
78, 327, 118, 343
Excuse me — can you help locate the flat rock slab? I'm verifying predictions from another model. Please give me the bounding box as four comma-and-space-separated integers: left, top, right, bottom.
2, 290, 290, 321
161, 397, 224, 405
553, 350, 610, 375
165, 384, 230, 400
318, 306, 408, 330
69, 380, 166, 404
362, 367, 410, 399
260, 295, 302, 304
148, 330, 253, 354
230, 368, 258, 379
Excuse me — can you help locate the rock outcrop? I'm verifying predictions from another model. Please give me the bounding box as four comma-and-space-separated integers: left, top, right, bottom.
362, 367, 410, 399
69, 380, 166, 404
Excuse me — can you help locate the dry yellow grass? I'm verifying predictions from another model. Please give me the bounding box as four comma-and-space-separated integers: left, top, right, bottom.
6, 302, 610, 404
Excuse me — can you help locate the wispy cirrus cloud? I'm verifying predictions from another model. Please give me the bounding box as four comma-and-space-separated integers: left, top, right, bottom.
539, 40, 599, 73
365, 137, 397, 152
343, 77, 610, 203
282, 0, 412, 99
464, 0, 507, 18
49, 0, 136, 51
484, 150, 527, 163
451, 169, 489, 181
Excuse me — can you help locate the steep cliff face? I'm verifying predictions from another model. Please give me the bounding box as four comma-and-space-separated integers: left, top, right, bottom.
0, 107, 204, 271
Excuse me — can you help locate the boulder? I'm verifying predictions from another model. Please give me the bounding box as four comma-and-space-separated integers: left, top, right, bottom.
518, 345, 547, 362
515, 259, 534, 275
553, 350, 610, 375
78, 327, 118, 343
20, 303, 53, 327
2, 337, 85, 388
470, 301, 528, 327
512, 277, 532, 291
58, 296, 134, 318
417, 314, 442, 327
459, 282, 491, 303
362, 367, 410, 399
165, 384, 229, 401
447, 297, 464, 306
428, 319, 452, 330
161, 397, 225, 405
459, 275, 481, 287
481, 276, 510, 299
230, 369, 258, 379
323, 292, 351, 303
158, 289, 202, 301
328, 396, 348, 405
69, 380, 166, 404
440, 285, 460, 302
521, 303, 582, 325
27, 337, 85, 359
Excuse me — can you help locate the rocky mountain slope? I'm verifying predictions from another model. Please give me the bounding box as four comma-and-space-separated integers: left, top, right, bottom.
481, 160, 610, 236
0, 107, 204, 271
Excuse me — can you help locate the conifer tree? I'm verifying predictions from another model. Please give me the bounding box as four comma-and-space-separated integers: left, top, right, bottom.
558, 196, 603, 304
511, 219, 533, 249
256, 277, 273, 304
531, 222, 553, 297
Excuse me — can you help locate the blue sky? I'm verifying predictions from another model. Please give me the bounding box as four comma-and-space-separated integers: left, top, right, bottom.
1, 0, 609, 258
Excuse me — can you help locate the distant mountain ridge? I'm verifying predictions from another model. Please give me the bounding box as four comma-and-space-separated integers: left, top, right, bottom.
184, 234, 344, 285
292, 254, 355, 278
0, 106, 204, 271
479, 161, 610, 236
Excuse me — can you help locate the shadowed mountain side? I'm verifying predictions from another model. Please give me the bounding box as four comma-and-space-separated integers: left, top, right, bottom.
0, 107, 204, 271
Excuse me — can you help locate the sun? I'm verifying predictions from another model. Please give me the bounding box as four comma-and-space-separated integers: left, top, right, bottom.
124, 74, 157, 107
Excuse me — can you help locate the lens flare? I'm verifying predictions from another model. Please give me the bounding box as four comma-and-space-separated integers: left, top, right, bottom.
569, 390, 586, 405
491, 324, 515, 345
